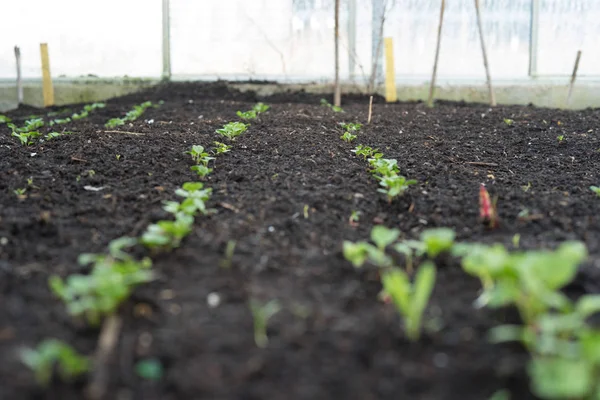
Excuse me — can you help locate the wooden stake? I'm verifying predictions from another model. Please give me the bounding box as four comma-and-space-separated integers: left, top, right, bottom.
428, 0, 445, 108
368, 96, 374, 124
474, 0, 496, 106
567, 50, 582, 105
333, 0, 341, 107
40, 43, 55, 107
86, 315, 122, 400
384, 37, 397, 102
14, 46, 23, 105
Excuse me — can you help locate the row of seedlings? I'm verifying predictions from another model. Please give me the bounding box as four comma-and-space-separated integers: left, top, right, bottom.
19, 102, 269, 388
1, 102, 106, 145
344, 223, 600, 399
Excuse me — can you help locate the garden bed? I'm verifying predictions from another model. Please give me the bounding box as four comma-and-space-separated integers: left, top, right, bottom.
1, 82, 599, 400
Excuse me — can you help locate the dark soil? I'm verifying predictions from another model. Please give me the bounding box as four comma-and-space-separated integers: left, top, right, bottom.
1, 81, 600, 400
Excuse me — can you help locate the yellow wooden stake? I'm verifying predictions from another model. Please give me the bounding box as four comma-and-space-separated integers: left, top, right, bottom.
384, 37, 397, 103
40, 43, 55, 107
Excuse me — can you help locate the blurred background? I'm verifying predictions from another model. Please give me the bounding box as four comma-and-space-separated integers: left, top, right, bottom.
1, 0, 599, 110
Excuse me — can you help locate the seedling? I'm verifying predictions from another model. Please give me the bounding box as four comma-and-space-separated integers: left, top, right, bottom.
219, 240, 237, 269
303, 204, 309, 219
13, 188, 26, 196
213, 141, 232, 155
340, 122, 363, 133
191, 165, 212, 178
71, 110, 89, 120
521, 182, 532, 192
135, 358, 164, 381
171, 182, 213, 216
49, 117, 71, 126
236, 110, 257, 120
20, 339, 90, 386
377, 174, 417, 203
252, 102, 270, 114
503, 118, 514, 126
352, 145, 380, 160
557, 135, 565, 143
369, 158, 399, 177
341, 131, 357, 142
49, 237, 153, 325
591, 186, 600, 197
0, 115, 11, 124
349, 210, 361, 224
381, 262, 436, 341
140, 213, 194, 250
186, 145, 214, 166
320, 98, 344, 113
45, 132, 62, 140
115, 154, 121, 160
249, 299, 281, 348
105, 118, 125, 128
343, 225, 399, 269
216, 122, 248, 141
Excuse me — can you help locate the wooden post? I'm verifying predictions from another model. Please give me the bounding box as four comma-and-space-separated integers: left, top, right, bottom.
368, 96, 373, 124
428, 0, 445, 108
162, 0, 171, 80
40, 43, 55, 107
384, 37, 397, 102
334, 0, 341, 107
474, 0, 496, 106
567, 50, 582, 106
14, 46, 23, 105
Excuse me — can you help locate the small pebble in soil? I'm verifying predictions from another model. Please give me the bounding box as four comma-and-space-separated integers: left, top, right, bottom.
207, 292, 221, 308
0, 237, 7, 245
268, 226, 275, 232
433, 353, 449, 368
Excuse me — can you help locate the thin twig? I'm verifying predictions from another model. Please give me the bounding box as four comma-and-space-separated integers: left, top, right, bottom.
334, 0, 342, 107
474, 0, 496, 106
14, 46, 23, 105
368, 96, 374, 124
428, 0, 445, 108
86, 315, 122, 400
71, 156, 88, 162
465, 161, 499, 167
567, 50, 582, 105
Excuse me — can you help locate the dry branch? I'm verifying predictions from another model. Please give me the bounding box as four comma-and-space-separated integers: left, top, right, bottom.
567, 50, 582, 105
86, 315, 122, 400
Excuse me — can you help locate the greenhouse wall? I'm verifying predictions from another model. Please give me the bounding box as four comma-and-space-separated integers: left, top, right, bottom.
1, 0, 600, 110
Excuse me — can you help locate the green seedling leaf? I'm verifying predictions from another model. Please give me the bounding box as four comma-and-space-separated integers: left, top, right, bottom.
216, 121, 248, 141
237, 110, 257, 120
20, 339, 90, 386
420, 227, 456, 258
252, 102, 270, 114
250, 299, 281, 348
0, 115, 11, 124
528, 357, 594, 399
135, 358, 164, 380
370, 225, 400, 250
591, 186, 600, 197
343, 241, 371, 268
191, 164, 213, 178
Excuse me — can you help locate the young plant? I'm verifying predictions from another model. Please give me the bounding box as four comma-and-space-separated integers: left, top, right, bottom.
0, 115, 11, 124
49, 237, 153, 326
343, 225, 399, 269
140, 213, 194, 250
377, 174, 417, 203
557, 135, 565, 143
340, 122, 362, 133
591, 186, 600, 197
213, 141, 232, 155
191, 164, 213, 178
381, 261, 436, 341
186, 145, 214, 166
349, 210, 361, 225
14, 188, 26, 196
20, 339, 90, 386
479, 183, 499, 229
352, 145, 380, 160
369, 158, 399, 177
45, 132, 62, 140
236, 110, 257, 120
216, 122, 248, 141
320, 98, 343, 113
253, 102, 270, 114
71, 110, 89, 120
503, 118, 514, 126
249, 299, 281, 348
49, 117, 71, 126
105, 118, 126, 128
341, 131, 357, 142
172, 182, 213, 216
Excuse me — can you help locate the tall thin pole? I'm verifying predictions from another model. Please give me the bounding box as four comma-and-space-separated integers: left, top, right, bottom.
428, 0, 445, 108
334, 0, 341, 107
567, 50, 582, 106
162, 0, 172, 80
528, 0, 539, 77
348, 0, 357, 78
14, 46, 23, 105
474, 0, 496, 106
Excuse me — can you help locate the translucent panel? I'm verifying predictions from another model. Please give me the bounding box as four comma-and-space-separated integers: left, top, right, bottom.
0, 0, 162, 79
537, 0, 600, 76
382, 0, 530, 79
